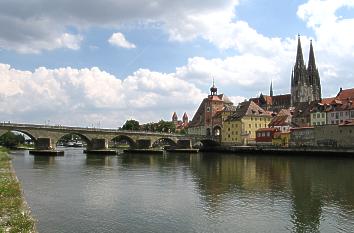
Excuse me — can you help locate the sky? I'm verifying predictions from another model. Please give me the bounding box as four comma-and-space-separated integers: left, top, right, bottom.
0, 0, 354, 128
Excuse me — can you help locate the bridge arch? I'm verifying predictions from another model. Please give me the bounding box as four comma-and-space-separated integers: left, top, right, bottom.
0, 129, 37, 147
111, 135, 137, 148
55, 132, 91, 148
152, 138, 177, 148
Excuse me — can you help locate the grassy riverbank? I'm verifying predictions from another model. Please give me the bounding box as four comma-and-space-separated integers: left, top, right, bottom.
0, 147, 36, 232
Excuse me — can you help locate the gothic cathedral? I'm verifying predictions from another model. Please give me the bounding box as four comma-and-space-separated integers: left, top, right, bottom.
291, 35, 321, 105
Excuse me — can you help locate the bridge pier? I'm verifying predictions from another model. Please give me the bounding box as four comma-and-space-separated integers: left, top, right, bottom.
85, 138, 116, 155
30, 138, 64, 156
35, 138, 53, 150
136, 139, 152, 149
176, 139, 192, 149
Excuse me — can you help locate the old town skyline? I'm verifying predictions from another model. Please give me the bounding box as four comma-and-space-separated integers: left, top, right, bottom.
0, 0, 354, 127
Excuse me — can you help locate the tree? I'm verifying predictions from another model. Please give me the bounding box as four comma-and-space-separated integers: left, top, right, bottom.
122, 119, 140, 131
0, 132, 25, 148
156, 120, 176, 133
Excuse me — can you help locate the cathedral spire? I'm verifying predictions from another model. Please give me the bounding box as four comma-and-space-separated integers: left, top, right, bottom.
270, 80, 273, 97
307, 39, 321, 100
295, 34, 305, 71
308, 40, 316, 69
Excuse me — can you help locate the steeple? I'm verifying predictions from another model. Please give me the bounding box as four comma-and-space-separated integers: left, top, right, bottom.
307, 39, 321, 100
172, 112, 178, 123
210, 77, 217, 96
295, 35, 306, 74
270, 80, 273, 97
182, 112, 188, 124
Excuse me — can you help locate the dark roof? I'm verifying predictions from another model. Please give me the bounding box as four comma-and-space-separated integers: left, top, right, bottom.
272, 94, 291, 104
227, 101, 270, 121
189, 98, 208, 127
292, 102, 316, 118
269, 115, 291, 127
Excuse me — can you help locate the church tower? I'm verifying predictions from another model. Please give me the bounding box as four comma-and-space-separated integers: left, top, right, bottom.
182, 112, 188, 124
307, 40, 321, 101
291, 35, 320, 105
270, 81, 273, 97
172, 112, 178, 123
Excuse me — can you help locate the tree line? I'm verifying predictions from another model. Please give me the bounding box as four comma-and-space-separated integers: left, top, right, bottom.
120, 119, 184, 134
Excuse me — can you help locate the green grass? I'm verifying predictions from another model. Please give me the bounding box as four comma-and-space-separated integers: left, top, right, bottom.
0, 147, 36, 233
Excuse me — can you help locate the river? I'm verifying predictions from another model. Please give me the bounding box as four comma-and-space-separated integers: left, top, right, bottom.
10, 148, 354, 233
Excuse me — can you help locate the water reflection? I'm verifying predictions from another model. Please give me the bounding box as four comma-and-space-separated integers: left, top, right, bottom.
33, 155, 56, 165
86, 155, 114, 167
11, 150, 354, 233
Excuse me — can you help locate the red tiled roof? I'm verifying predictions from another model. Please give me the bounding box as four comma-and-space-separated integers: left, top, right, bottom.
337, 88, 354, 100
269, 115, 290, 127
321, 97, 335, 105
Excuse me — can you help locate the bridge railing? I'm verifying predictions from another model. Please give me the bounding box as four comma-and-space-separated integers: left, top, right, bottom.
0, 122, 189, 137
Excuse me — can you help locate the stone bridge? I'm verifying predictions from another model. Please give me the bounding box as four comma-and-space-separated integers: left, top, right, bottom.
0, 123, 218, 151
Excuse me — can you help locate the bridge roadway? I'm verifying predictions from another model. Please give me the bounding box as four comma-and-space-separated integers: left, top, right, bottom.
0, 123, 215, 151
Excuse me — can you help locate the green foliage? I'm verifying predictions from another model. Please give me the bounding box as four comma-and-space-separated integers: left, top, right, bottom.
141, 120, 176, 133
122, 119, 140, 131
0, 132, 25, 148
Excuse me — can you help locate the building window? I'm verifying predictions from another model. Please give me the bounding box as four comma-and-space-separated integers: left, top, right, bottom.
336, 113, 339, 119
331, 120, 334, 124
346, 112, 349, 116
340, 112, 343, 117
331, 113, 334, 117
351, 111, 354, 118
322, 113, 325, 118
255, 124, 257, 128
207, 107, 211, 112
249, 124, 251, 128
251, 117, 253, 121
322, 121, 325, 125
228, 128, 230, 131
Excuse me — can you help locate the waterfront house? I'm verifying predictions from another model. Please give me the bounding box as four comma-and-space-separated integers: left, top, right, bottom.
272, 131, 290, 147
268, 108, 293, 132
256, 128, 278, 146
222, 101, 271, 146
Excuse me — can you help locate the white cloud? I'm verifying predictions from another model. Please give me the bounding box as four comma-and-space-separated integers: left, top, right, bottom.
0, 64, 204, 127
297, 0, 354, 95
108, 32, 136, 49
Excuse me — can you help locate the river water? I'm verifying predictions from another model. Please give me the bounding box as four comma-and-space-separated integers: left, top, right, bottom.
10, 148, 354, 233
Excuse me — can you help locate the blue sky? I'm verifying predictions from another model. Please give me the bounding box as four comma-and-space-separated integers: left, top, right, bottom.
0, 0, 354, 127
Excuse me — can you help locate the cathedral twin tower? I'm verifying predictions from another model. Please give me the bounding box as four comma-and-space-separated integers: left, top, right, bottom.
291, 35, 321, 106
